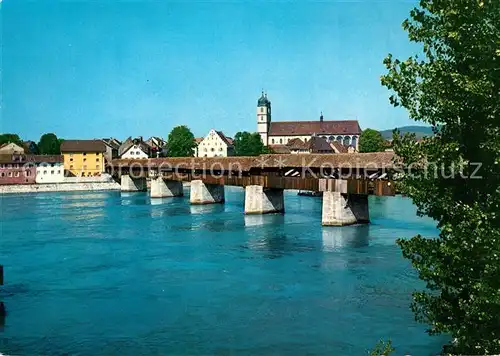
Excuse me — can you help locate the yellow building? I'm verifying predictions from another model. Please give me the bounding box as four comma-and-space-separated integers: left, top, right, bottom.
60, 140, 106, 177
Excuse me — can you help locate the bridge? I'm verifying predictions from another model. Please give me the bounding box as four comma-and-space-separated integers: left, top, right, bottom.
109, 152, 398, 226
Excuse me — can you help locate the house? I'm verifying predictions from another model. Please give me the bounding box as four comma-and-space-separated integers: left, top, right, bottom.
271, 136, 334, 155
193, 137, 204, 156
60, 140, 106, 177
256, 92, 361, 150
145, 136, 167, 157
196, 129, 234, 157
32, 155, 65, 183
119, 137, 152, 159
0, 154, 35, 185
101, 138, 121, 162
0, 142, 25, 155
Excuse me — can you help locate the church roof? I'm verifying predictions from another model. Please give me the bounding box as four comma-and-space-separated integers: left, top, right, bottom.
268, 120, 361, 136
257, 92, 271, 107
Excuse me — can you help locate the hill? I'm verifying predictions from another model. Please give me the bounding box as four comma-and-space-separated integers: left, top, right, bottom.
379, 126, 434, 140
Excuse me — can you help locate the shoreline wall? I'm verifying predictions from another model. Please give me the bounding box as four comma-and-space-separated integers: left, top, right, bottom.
0, 182, 121, 195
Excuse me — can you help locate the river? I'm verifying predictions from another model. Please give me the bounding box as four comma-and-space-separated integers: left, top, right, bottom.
0, 187, 447, 355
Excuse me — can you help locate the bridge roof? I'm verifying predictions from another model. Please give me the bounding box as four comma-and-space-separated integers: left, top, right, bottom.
111, 152, 396, 171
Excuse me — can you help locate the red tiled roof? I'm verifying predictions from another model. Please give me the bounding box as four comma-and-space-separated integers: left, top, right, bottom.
268, 145, 291, 154
286, 138, 309, 150
309, 136, 334, 153
216, 131, 234, 147
61, 140, 106, 153
330, 141, 348, 153
268, 120, 361, 136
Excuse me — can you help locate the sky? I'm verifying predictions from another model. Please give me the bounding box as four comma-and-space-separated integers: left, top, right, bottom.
2, 0, 421, 141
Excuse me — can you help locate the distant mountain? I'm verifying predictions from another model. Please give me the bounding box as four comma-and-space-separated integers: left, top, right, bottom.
379, 126, 434, 140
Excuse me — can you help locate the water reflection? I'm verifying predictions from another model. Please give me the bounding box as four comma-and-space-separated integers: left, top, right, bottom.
321, 225, 370, 251
150, 197, 178, 206
189, 204, 225, 215
120, 192, 149, 206
244, 213, 285, 227
0, 302, 6, 330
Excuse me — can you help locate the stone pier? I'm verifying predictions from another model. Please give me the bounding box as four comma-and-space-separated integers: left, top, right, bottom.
121, 175, 147, 192
321, 192, 369, 226
244, 185, 284, 214
150, 178, 183, 198
190, 180, 225, 204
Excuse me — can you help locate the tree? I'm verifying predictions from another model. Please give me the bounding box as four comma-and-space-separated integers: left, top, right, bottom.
0, 133, 23, 147
359, 129, 385, 152
166, 125, 196, 157
233, 131, 266, 156
381, 1, 500, 354
38, 133, 61, 155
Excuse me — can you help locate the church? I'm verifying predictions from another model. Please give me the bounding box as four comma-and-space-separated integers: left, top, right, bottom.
256, 92, 361, 151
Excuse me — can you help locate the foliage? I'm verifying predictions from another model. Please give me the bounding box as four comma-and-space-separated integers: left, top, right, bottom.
381, 0, 500, 354
166, 125, 196, 157
369, 340, 395, 356
233, 131, 266, 156
0, 133, 23, 147
38, 133, 61, 155
359, 129, 385, 152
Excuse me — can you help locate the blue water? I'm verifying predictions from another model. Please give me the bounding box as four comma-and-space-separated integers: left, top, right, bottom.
0, 188, 446, 355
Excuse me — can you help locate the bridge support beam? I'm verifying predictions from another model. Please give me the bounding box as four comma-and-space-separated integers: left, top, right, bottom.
244, 185, 284, 214
121, 174, 147, 192
322, 192, 369, 226
150, 178, 183, 198
190, 180, 225, 204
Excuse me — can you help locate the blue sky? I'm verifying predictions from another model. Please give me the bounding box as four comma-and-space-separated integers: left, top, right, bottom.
2, 0, 420, 141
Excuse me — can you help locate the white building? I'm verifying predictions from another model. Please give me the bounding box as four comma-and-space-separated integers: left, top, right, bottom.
256, 92, 361, 151
119, 137, 151, 159
35, 156, 65, 184
196, 129, 234, 157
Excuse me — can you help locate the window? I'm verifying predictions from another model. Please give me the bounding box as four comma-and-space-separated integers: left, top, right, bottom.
70, 165, 74, 169
0, 173, 4, 177
343, 136, 351, 146
280, 138, 283, 144
70, 158, 73, 162
96, 165, 100, 169
130, 151, 134, 155
83, 152, 87, 156
57, 170, 61, 174
219, 148, 223, 151
83, 165, 87, 169
83, 158, 87, 162
260, 107, 264, 113
15, 172, 20, 177
211, 148, 215, 152
272, 139, 275, 144
8, 172, 12, 177
51, 170, 54, 174
351, 136, 357, 147
51, 163, 55, 167
336, 136, 342, 143
96, 158, 99, 162
70, 154, 73, 157
14, 164, 19, 168
26, 171, 31, 176
7, 164, 11, 169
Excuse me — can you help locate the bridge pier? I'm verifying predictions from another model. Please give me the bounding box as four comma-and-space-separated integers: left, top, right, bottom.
322, 192, 369, 226
190, 180, 225, 204
150, 178, 183, 198
244, 185, 284, 214
121, 174, 147, 192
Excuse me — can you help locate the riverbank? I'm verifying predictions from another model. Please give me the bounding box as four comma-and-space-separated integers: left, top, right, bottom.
0, 182, 120, 194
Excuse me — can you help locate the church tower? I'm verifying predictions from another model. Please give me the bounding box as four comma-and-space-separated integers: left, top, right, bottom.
257, 91, 271, 146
